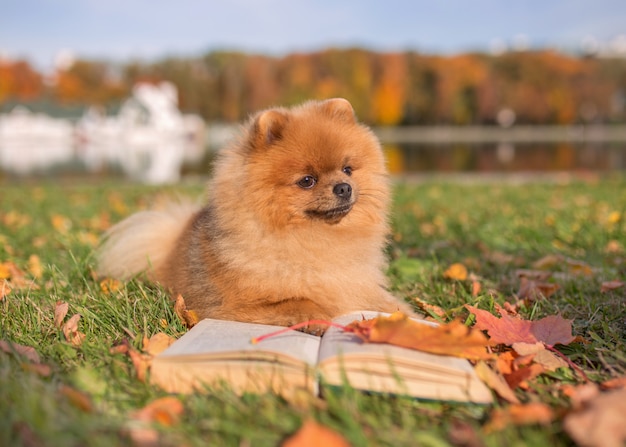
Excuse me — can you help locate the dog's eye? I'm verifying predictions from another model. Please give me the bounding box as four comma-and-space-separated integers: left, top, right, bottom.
343, 166, 353, 176
297, 176, 317, 189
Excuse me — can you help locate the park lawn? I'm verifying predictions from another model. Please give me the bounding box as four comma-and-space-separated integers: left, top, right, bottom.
1, 175, 625, 446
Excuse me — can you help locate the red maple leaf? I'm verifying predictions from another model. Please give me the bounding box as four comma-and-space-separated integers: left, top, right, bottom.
466, 305, 575, 347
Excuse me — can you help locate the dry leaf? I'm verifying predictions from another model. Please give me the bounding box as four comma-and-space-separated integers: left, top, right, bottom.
22, 362, 52, 377
127, 396, 184, 446
466, 305, 575, 347
28, 254, 43, 279
62, 314, 86, 347
474, 361, 519, 404
443, 263, 468, 281
561, 383, 600, 409
0, 340, 41, 363
516, 277, 560, 301
347, 312, 493, 360
132, 396, 184, 427
532, 254, 564, 270
601, 281, 625, 293
504, 363, 545, 389
128, 348, 152, 382
174, 294, 199, 328
143, 333, 176, 356
51, 214, 72, 234
566, 259, 594, 277
412, 297, 447, 319
564, 388, 626, 447
99, 278, 122, 294
282, 419, 350, 447
601, 377, 626, 390
486, 403, 554, 432
54, 301, 69, 327
59, 385, 93, 412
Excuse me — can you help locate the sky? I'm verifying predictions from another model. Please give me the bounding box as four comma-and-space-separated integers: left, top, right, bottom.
2, 0, 626, 70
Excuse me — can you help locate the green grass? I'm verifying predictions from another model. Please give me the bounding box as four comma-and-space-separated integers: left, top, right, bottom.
1, 175, 625, 446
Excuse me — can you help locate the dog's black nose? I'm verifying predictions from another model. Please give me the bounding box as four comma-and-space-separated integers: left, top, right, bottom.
333, 182, 352, 199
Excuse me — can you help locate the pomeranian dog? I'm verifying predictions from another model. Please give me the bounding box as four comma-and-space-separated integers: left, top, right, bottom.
96, 98, 410, 333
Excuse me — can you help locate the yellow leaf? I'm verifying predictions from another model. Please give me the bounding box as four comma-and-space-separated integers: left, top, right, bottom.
99, 278, 122, 294
143, 333, 176, 356
443, 263, 468, 281
51, 214, 72, 234
28, 254, 43, 279
0, 263, 10, 279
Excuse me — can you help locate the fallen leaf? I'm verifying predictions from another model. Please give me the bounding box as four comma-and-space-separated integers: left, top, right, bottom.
62, 314, 86, 347
601, 377, 626, 390
59, 385, 93, 412
466, 305, 575, 347
347, 312, 493, 360
516, 277, 560, 301
443, 263, 468, 281
532, 254, 565, 270
564, 388, 626, 447
412, 297, 447, 319
174, 294, 199, 328
54, 301, 69, 327
474, 361, 519, 404
127, 396, 184, 446
605, 240, 623, 254
504, 363, 545, 389
28, 254, 43, 279
109, 339, 130, 355
566, 259, 594, 277
128, 348, 152, 382
0, 340, 41, 363
561, 383, 600, 409
51, 214, 72, 234
282, 419, 350, 447
485, 403, 554, 432
515, 269, 553, 280
601, 281, 625, 293
143, 333, 176, 356
132, 396, 184, 427
22, 362, 52, 377
99, 278, 122, 294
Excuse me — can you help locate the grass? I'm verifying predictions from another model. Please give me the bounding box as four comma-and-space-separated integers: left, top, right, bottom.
1, 174, 625, 446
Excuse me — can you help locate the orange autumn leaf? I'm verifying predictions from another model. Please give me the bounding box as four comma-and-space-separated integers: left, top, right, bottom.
59, 385, 93, 413
99, 278, 122, 294
516, 277, 560, 301
443, 263, 468, 281
486, 403, 554, 432
564, 388, 626, 447
601, 280, 625, 293
132, 396, 184, 427
474, 361, 519, 404
128, 348, 152, 382
174, 294, 199, 328
62, 314, 86, 347
127, 396, 185, 446
28, 254, 43, 279
54, 301, 69, 327
142, 333, 176, 356
0, 340, 41, 363
412, 297, 447, 319
347, 312, 493, 360
283, 420, 350, 447
466, 305, 575, 347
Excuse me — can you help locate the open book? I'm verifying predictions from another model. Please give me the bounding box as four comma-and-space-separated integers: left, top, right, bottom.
150, 312, 492, 404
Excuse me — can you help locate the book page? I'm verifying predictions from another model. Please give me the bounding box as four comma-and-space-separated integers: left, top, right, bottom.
158, 319, 321, 367
317, 311, 492, 403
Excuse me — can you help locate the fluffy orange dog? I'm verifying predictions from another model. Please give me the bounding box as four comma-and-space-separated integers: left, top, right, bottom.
96, 98, 409, 333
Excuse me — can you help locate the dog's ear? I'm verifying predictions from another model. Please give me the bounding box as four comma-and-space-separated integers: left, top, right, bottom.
320, 98, 356, 123
250, 109, 289, 148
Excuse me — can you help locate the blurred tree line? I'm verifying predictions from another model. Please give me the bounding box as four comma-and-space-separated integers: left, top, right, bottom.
2, 48, 626, 125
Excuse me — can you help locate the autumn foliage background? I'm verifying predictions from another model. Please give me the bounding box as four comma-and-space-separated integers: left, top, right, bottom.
3, 48, 626, 125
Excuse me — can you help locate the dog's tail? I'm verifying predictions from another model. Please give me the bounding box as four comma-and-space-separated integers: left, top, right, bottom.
96, 201, 200, 281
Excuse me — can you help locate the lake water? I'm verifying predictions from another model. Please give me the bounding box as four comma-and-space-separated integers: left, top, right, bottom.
383, 141, 626, 175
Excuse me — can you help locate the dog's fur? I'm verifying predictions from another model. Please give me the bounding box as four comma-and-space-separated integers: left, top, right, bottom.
97, 98, 409, 332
